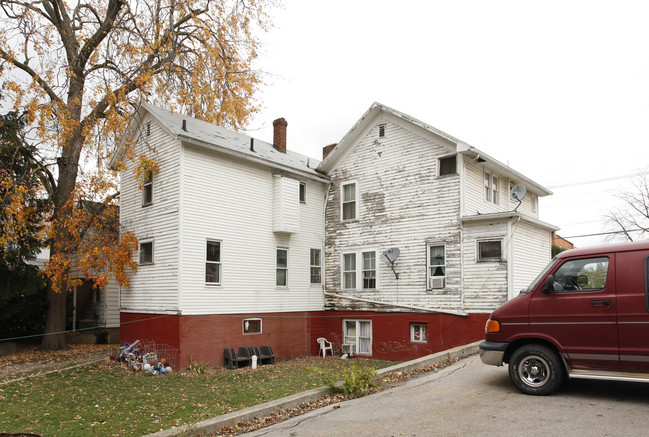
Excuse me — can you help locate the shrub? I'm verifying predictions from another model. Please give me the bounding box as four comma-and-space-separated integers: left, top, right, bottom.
310, 364, 380, 397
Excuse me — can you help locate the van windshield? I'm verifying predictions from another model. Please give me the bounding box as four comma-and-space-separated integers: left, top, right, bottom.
519, 257, 558, 295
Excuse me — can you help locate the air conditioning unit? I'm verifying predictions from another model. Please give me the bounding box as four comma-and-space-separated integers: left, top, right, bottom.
341, 343, 356, 355
429, 277, 446, 289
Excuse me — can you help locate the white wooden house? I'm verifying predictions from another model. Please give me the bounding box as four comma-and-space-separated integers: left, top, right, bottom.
111, 103, 329, 367
112, 102, 556, 365
314, 103, 557, 361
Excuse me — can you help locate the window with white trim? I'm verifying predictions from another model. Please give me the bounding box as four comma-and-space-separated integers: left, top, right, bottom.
206, 240, 221, 284
427, 245, 446, 289
276, 248, 288, 287
142, 171, 153, 206
310, 248, 321, 284
410, 323, 428, 343
439, 155, 457, 176
243, 318, 262, 335
139, 240, 153, 265
343, 319, 372, 355
478, 240, 503, 261
299, 182, 306, 203
343, 253, 356, 289
484, 171, 499, 204
342, 250, 379, 290
341, 181, 357, 221
362, 251, 376, 289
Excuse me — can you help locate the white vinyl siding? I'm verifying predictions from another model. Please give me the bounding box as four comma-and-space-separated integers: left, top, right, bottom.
119, 115, 181, 313
177, 143, 327, 314
206, 240, 221, 285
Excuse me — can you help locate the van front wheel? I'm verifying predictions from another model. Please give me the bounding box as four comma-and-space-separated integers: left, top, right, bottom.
509, 344, 564, 395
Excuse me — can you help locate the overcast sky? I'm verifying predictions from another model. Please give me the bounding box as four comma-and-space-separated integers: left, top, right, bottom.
245, 0, 649, 248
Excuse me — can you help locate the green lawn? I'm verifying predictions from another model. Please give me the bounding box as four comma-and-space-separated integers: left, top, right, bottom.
0, 356, 396, 436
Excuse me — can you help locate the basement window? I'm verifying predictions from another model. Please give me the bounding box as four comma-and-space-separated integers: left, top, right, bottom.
410, 324, 428, 343
243, 318, 262, 335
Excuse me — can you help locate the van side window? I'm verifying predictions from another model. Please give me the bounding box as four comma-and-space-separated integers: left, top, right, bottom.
553, 257, 609, 292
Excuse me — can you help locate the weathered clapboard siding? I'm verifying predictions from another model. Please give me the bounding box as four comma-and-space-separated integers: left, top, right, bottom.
119, 114, 181, 313
512, 220, 552, 296
325, 115, 462, 312
99, 278, 120, 328
463, 160, 540, 218
461, 221, 509, 311
178, 143, 326, 315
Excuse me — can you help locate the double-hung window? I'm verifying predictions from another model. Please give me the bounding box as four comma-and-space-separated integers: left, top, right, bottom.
428, 245, 446, 289
484, 171, 499, 204
343, 250, 379, 290
343, 253, 356, 289
142, 171, 153, 206
362, 251, 376, 289
341, 181, 357, 221
344, 319, 372, 355
206, 240, 221, 284
310, 249, 322, 284
276, 248, 288, 287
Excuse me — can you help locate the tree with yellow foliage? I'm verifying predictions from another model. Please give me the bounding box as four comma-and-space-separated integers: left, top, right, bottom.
0, 0, 273, 349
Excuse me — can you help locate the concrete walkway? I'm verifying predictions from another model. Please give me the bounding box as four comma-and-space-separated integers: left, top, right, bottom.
147, 341, 481, 437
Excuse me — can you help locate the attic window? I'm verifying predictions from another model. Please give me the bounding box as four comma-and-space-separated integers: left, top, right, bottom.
146, 122, 151, 137
378, 124, 385, 138
439, 156, 457, 176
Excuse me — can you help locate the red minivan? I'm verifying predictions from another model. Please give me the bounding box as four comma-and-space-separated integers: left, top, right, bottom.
480, 240, 649, 395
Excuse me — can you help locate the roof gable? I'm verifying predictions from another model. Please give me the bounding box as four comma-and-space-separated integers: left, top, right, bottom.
317, 102, 551, 197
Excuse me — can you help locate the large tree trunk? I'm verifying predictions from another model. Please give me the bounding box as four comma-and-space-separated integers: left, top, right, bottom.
40, 285, 67, 350
39, 128, 84, 351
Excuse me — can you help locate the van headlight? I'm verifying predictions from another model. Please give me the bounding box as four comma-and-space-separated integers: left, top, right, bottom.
485, 319, 501, 333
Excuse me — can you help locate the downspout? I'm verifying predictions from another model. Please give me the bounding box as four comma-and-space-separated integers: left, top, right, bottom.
324, 292, 467, 317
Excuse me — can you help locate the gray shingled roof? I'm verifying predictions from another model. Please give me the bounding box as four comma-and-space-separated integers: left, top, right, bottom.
116, 102, 326, 181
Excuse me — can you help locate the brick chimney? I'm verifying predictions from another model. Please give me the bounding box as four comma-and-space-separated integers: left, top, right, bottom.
273, 118, 288, 153
322, 143, 337, 159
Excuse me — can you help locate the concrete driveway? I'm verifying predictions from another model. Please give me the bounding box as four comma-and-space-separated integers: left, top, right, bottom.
244, 354, 649, 436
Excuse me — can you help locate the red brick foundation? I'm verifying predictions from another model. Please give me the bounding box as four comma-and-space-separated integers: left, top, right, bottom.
120, 310, 489, 369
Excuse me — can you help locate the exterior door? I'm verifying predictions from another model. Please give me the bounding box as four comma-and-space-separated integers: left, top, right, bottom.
528, 255, 619, 371
616, 250, 649, 373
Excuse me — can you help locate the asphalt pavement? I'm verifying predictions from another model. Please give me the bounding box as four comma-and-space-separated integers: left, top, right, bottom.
244, 354, 649, 437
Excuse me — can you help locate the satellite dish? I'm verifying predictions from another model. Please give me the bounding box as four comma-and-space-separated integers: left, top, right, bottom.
510, 184, 527, 203
380, 248, 400, 264
380, 248, 400, 279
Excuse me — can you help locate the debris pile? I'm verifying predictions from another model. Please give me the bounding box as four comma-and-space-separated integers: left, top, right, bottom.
117, 339, 178, 375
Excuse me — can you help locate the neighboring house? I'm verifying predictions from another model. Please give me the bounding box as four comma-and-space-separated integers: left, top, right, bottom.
112, 102, 557, 367
31, 247, 121, 334
313, 103, 557, 361
111, 103, 329, 368
552, 232, 575, 251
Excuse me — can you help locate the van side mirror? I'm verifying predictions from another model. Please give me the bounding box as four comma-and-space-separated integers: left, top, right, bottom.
542, 275, 554, 294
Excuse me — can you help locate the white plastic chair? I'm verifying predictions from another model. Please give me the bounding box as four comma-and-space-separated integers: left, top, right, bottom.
317, 337, 333, 357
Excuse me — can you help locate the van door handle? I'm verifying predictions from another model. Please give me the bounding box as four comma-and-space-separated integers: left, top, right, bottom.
591, 300, 611, 307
